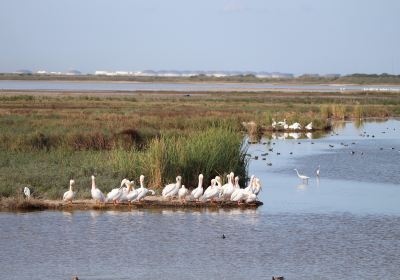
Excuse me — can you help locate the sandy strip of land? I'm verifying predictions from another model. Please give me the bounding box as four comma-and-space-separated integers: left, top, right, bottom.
0, 196, 263, 212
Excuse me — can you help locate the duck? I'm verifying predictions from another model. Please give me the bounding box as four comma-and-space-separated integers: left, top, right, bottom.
178, 185, 189, 201
191, 174, 204, 201
162, 176, 182, 199
136, 175, 155, 201
63, 179, 76, 204
305, 122, 313, 130
91, 175, 105, 203
202, 179, 219, 202
23, 186, 31, 199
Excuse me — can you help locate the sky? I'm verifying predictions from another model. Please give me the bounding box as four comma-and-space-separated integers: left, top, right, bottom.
0, 0, 399, 75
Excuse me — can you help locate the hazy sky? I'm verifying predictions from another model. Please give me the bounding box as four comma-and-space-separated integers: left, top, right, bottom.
0, 0, 399, 74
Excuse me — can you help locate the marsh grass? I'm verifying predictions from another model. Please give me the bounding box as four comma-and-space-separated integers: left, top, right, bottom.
109, 128, 248, 190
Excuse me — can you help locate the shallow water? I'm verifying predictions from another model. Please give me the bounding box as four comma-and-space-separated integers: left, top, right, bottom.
1, 80, 400, 92
1, 120, 400, 279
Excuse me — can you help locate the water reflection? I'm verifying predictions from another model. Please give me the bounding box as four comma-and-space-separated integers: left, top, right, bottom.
266, 131, 326, 140
296, 184, 307, 190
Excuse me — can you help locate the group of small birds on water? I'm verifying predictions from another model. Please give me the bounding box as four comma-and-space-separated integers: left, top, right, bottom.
23, 173, 263, 206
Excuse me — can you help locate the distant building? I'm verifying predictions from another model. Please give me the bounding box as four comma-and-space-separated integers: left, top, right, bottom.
14, 69, 32, 74
36, 70, 48, 74
66, 70, 82, 76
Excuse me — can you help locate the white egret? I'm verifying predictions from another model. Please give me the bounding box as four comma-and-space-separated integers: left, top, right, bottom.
294, 169, 310, 184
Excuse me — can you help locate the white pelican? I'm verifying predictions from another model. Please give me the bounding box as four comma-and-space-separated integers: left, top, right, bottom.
215, 176, 223, 193
125, 181, 139, 204
91, 175, 105, 204
305, 122, 313, 130
202, 179, 219, 202
63, 179, 76, 204
316, 165, 320, 177
106, 179, 126, 204
230, 176, 242, 200
245, 192, 257, 203
221, 172, 234, 200
119, 180, 134, 203
136, 175, 155, 201
23, 187, 31, 199
289, 122, 302, 130
162, 176, 182, 199
252, 178, 262, 195
277, 119, 287, 126
294, 169, 310, 184
178, 185, 189, 201
231, 183, 256, 204
244, 175, 255, 193
191, 174, 204, 201
272, 119, 277, 128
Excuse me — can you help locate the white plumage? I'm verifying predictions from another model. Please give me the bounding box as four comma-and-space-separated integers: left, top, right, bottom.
178, 185, 189, 201
63, 179, 75, 203
23, 187, 31, 199
191, 174, 204, 201
221, 172, 235, 200
202, 179, 219, 201
289, 122, 302, 130
136, 175, 155, 201
106, 178, 126, 204
91, 175, 105, 203
162, 176, 182, 199
294, 169, 310, 184
252, 178, 262, 195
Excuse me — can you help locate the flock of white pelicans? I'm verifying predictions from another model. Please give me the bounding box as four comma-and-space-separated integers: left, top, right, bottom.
22, 173, 262, 205
272, 119, 313, 131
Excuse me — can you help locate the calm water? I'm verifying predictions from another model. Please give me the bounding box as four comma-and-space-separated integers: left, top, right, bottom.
1, 80, 400, 92
1, 120, 400, 280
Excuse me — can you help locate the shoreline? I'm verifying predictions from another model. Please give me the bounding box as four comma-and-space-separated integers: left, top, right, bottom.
0, 197, 263, 212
